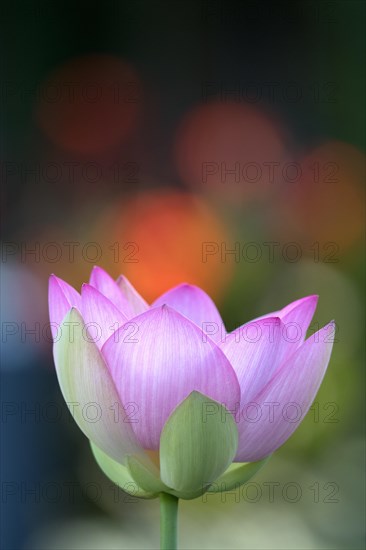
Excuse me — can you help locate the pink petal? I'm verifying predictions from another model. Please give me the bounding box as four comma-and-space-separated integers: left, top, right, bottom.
220, 317, 286, 405
81, 284, 129, 348
279, 295, 319, 362
102, 306, 240, 450
255, 295, 318, 328
89, 266, 133, 317
48, 275, 81, 339
251, 295, 318, 364
151, 283, 226, 343
235, 322, 335, 461
116, 275, 149, 316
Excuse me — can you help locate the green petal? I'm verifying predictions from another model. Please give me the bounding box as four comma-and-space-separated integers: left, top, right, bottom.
127, 455, 169, 494
208, 456, 270, 493
91, 442, 158, 499
160, 391, 238, 493
167, 486, 209, 501
54, 308, 143, 465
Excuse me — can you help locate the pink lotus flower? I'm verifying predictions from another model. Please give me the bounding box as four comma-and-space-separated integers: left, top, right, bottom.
49, 266, 334, 499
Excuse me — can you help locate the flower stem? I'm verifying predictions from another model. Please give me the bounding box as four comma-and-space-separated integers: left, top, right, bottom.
159, 492, 179, 550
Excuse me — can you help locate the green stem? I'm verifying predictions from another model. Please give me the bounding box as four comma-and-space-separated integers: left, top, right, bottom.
159, 492, 179, 550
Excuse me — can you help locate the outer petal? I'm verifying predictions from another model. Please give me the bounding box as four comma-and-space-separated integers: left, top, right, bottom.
279, 295, 319, 361
126, 456, 169, 494
254, 296, 318, 335
116, 275, 149, 316
151, 283, 226, 343
278, 294, 318, 319
102, 306, 240, 450
220, 318, 286, 405
207, 456, 270, 493
91, 443, 157, 499
81, 284, 128, 348
54, 308, 144, 465
89, 266, 134, 317
249, 295, 319, 364
160, 392, 238, 493
48, 275, 81, 339
235, 322, 335, 462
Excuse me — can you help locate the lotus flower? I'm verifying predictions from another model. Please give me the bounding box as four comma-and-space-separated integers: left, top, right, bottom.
49, 266, 334, 499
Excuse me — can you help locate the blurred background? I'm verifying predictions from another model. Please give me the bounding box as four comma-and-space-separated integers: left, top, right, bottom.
1, 1, 365, 548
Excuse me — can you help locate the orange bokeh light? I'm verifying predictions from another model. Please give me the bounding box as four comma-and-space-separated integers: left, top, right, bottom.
174, 101, 288, 202
96, 189, 234, 302
35, 55, 142, 155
